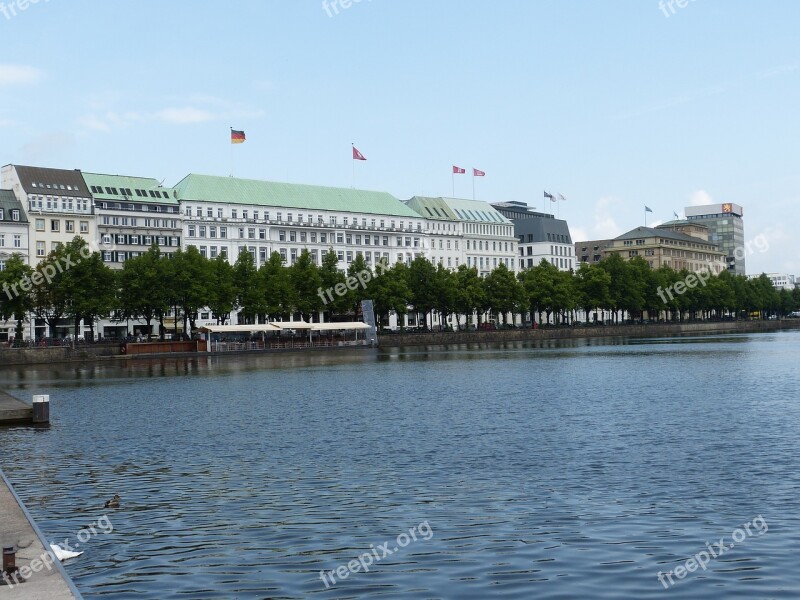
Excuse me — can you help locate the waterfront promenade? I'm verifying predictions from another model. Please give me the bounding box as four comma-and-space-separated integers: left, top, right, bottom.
0, 469, 82, 599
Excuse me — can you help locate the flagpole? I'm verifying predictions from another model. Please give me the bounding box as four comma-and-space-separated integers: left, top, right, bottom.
452, 171, 455, 197
351, 143, 355, 188
472, 172, 475, 200
229, 127, 233, 177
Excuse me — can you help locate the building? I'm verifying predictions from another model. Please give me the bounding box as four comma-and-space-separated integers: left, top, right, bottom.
603, 226, 727, 274
749, 273, 795, 291
0, 165, 95, 267
0, 189, 29, 270
82, 172, 182, 266
406, 196, 518, 275
173, 173, 426, 271
575, 239, 612, 265
492, 201, 573, 271
684, 203, 745, 275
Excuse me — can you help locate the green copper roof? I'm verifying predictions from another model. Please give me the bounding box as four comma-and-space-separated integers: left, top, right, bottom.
405, 196, 458, 220
173, 173, 420, 218
407, 196, 512, 224
82, 172, 177, 204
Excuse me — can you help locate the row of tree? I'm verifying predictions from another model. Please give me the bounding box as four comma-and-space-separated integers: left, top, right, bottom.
1, 238, 796, 339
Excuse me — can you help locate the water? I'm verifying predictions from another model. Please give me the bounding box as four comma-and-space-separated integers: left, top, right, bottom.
2, 332, 800, 599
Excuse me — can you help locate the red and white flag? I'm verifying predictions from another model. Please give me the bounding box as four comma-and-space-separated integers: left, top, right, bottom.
352, 146, 367, 161
453, 165, 466, 174
473, 168, 485, 177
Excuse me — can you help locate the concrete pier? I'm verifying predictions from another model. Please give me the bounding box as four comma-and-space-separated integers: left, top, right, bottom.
0, 392, 33, 426
0, 469, 82, 598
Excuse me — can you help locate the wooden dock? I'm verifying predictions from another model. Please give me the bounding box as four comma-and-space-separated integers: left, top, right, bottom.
0, 392, 33, 425
0, 468, 83, 598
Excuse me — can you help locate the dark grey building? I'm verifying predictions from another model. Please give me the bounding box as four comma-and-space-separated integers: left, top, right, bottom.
492, 201, 574, 270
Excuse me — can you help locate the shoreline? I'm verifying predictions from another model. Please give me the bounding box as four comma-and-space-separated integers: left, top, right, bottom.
0, 320, 797, 367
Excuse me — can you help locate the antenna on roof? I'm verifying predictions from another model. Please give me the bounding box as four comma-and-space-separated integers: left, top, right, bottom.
159, 178, 165, 187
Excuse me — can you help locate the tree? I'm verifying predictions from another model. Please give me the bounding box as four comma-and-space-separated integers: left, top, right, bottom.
407, 257, 438, 329
207, 254, 237, 325
367, 259, 411, 328
575, 263, 611, 324
453, 265, 485, 329
433, 264, 457, 330
30, 247, 72, 338
261, 251, 294, 320
0, 255, 33, 341
318, 249, 347, 317
233, 249, 263, 324
117, 245, 170, 335
169, 247, 211, 336
290, 249, 323, 320
63, 238, 116, 340
483, 263, 526, 325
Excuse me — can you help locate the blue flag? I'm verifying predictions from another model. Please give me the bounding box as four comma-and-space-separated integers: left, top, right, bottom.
645, 205, 653, 213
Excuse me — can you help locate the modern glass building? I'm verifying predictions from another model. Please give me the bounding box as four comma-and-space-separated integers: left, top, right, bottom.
684, 203, 745, 275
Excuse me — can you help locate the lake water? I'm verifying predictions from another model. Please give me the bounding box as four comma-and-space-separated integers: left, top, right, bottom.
2, 332, 800, 598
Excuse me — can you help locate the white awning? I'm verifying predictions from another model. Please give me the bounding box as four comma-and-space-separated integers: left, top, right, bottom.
199, 324, 281, 334
311, 322, 370, 331
271, 321, 315, 330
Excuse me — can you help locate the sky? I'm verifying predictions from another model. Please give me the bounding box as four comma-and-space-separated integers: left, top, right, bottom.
0, 0, 797, 275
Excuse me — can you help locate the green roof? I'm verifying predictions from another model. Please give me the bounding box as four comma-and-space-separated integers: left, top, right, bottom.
81, 172, 177, 204
406, 196, 512, 224
173, 174, 420, 218
0, 189, 27, 223
405, 196, 458, 220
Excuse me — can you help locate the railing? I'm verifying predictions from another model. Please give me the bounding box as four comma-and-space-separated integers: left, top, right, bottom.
210, 339, 368, 352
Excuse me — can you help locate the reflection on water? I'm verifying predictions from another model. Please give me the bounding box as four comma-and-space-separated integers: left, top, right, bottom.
2, 333, 800, 598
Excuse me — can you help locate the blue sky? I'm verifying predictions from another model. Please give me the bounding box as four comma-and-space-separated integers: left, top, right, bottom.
0, 0, 797, 274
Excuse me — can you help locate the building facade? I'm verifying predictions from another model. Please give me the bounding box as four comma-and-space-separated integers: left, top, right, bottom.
492, 201, 574, 271
684, 202, 745, 275
173, 174, 426, 272
603, 226, 726, 274
82, 172, 182, 266
406, 196, 518, 275
0, 165, 95, 267
0, 189, 29, 270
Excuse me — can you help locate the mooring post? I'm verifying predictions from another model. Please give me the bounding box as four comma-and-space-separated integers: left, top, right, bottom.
32, 395, 49, 424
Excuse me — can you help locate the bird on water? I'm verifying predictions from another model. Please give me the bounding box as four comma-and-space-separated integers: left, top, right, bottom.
104, 494, 120, 508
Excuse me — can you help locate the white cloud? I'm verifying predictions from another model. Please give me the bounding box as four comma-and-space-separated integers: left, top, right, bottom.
0, 65, 43, 86
573, 196, 625, 241
77, 115, 111, 132
688, 190, 714, 206
156, 107, 215, 124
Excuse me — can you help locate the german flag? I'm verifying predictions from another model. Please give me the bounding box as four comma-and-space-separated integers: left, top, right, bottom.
231, 129, 246, 144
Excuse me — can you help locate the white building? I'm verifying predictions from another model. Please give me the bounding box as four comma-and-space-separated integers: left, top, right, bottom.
405, 196, 518, 275
173, 174, 426, 271
0, 189, 28, 270
1, 165, 95, 267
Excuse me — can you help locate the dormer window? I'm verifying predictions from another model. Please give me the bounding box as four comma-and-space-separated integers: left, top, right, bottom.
11, 210, 19, 221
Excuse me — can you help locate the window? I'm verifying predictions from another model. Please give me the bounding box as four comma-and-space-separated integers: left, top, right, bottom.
346, 234, 352, 244
199, 225, 206, 237
287, 213, 293, 223
207, 208, 213, 217
259, 228, 266, 240
35, 218, 45, 231
310, 232, 317, 243
289, 231, 297, 242
279, 230, 286, 241
188, 225, 196, 237
232, 209, 238, 219
320, 233, 327, 243
218, 208, 223, 218
346, 251, 353, 263
210, 226, 217, 238
36, 241, 45, 256
66, 220, 75, 233
0, 234, 3, 246
330, 216, 337, 225
290, 249, 297, 264
220, 227, 227, 238
51, 220, 60, 232
337, 233, 344, 244
300, 231, 307, 242
196, 207, 202, 217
